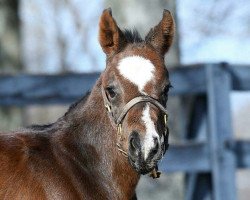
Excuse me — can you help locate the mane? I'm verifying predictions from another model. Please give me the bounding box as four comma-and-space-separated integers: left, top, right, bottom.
27, 123, 55, 131
25, 91, 91, 132
123, 29, 143, 43
63, 91, 90, 117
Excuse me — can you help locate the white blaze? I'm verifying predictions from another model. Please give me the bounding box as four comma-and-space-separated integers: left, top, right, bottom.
117, 56, 155, 93
118, 55, 159, 160
142, 105, 159, 160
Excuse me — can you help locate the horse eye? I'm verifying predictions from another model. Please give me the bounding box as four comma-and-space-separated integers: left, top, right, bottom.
162, 84, 172, 95
106, 86, 116, 99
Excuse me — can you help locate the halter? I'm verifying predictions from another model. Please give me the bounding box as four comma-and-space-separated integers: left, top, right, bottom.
102, 87, 169, 178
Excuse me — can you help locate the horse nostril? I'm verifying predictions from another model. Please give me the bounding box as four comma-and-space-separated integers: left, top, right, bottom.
153, 137, 158, 146
130, 138, 137, 151
151, 137, 159, 155
129, 132, 141, 157
130, 136, 140, 150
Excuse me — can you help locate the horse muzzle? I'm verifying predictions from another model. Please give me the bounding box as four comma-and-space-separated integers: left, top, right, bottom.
128, 131, 164, 175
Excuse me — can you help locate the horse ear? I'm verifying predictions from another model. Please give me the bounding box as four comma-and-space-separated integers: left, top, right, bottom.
146, 10, 175, 56
99, 8, 126, 56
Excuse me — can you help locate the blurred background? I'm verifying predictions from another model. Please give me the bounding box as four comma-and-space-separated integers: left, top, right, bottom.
0, 0, 250, 199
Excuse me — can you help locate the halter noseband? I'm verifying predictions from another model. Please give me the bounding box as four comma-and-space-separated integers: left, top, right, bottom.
102, 87, 169, 178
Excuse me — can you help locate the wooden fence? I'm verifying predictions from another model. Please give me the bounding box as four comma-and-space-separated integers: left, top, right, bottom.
1, 63, 250, 200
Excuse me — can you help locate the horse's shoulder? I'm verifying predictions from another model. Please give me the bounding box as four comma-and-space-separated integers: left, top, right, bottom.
0, 130, 49, 152
0, 131, 53, 171
0, 132, 48, 198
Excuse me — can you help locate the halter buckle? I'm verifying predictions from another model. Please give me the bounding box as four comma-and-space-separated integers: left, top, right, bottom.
105, 104, 111, 113
117, 124, 122, 138
164, 114, 168, 125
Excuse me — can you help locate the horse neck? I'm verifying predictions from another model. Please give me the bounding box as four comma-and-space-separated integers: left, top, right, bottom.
58, 78, 140, 199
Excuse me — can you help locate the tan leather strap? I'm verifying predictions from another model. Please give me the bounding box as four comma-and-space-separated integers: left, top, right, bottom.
101, 87, 117, 128
116, 96, 168, 125
102, 87, 168, 125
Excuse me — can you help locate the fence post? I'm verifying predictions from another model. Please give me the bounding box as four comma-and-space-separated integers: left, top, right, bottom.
185, 96, 212, 200
206, 63, 237, 200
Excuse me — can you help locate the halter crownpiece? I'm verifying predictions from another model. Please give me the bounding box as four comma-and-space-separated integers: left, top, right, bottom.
102, 87, 169, 179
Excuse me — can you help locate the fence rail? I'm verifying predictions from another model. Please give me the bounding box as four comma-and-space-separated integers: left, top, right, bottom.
1, 63, 250, 200
0, 64, 249, 105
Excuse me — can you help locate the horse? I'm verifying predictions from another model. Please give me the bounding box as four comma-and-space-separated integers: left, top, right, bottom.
0, 8, 174, 200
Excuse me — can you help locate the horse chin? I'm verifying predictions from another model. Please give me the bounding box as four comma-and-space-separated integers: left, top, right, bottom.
128, 156, 158, 175
127, 142, 165, 175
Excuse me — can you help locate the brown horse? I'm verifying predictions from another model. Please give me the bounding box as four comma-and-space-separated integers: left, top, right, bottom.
0, 8, 174, 200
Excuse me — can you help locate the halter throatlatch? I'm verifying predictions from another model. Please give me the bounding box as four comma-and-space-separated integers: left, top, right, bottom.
102, 87, 169, 179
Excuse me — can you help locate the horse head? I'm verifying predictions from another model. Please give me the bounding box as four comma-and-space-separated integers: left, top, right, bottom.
99, 8, 174, 175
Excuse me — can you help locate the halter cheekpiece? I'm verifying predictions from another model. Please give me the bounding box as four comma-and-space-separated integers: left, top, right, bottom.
102, 87, 169, 179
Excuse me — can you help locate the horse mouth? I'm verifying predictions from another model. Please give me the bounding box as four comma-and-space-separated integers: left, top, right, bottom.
129, 158, 158, 175
128, 152, 162, 175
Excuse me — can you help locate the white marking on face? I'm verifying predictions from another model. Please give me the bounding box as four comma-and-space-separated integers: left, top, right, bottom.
117, 56, 155, 93
141, 105, 159, 160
